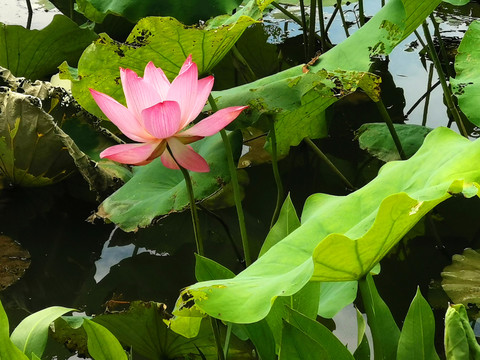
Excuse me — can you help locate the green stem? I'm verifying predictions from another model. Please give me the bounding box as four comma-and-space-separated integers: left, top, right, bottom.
375, 100, 407, 160
336, 0, 350, 38
304, 137, 354, 190
358, 0, 365, 26
318, 0, 328, 51
309, 0, 317, 59
231, 45, 257, 83
168, 145, 204, 255
430, 14, 453, 79
210, 318, 226, 360
325, 5, 339, 33
421, 22, 468, 138
223, 322, 233, 359
405, 80, 440, 117
422, 63, 435, 126
26, 0, 33, 29
299, 0, 309, 61
269, 122, 285, 228
208, 95, 251, 267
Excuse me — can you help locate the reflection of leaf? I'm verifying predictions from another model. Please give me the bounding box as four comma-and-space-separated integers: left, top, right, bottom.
441, 248, 480, 305
172, 127, 480, 324
0, 235, 30, 291
452, 20, 480, 126
357, 123, 432, 162
0, 15, 97, 80
60, 14, 257, 120
77, 0, 243, 24
97, 131, 242, 231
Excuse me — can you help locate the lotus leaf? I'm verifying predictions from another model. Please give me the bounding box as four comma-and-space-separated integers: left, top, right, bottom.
452, 20, 480, 127
0, 15, 97, 80
76, 0, 243, 25
0, 235, 30, 291
97, 131, 242, 231
171, 127, 480, 324
0, 300, 28, 360
441, 248, 480, 305
59, 14, 258, 120
357, 123, 432, 162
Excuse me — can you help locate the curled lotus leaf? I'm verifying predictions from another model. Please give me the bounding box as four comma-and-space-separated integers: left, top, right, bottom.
171, 127, 480, 325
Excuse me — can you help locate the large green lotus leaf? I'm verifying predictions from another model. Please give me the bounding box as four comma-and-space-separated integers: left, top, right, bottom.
98, 131, 242, 231
59, 13, 258, 120
452, 20, 480, 127
77, 0, 243, 24
441, 248, 480, 305
0, 15, 97, 80
211, 0, 442, 155
171, 127, 480, 324
357, 123, 432, 162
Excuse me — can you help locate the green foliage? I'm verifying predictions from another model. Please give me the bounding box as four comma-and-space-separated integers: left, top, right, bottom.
357, 123, 432, 162
452, 20, 480, 127
172, 127, 480, 324
83, 319, 128, 360
76, 0, 243, 24
98, 131, 242, 231
10, 306, 75, 359
397, 288, 439, 360
444, 304, 480, 359
0, 300, 28, 360
59, 13, 258, 119
0, 15, 97, 80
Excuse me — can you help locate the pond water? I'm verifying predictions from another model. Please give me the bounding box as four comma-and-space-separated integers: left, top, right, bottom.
2, 1, 480, 359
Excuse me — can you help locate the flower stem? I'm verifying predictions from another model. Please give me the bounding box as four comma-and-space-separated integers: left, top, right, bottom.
269, 121, 285, 228
304, 137, 354, 190
208, 95, 251, 267
167, 145, 204, 256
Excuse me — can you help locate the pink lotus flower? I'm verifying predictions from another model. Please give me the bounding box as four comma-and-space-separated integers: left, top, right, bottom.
90, 55, 247, 172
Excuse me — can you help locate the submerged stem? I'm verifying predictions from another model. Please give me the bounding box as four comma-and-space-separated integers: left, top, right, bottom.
422, 63, 435, 126
299, 0, 309, 61
375, 100, 407, 160
336, 0, 350, 38
208, 95, 251, 267
309, 0, 317, 59
167, 146, 204, 256
421, 22, 468, 138
269, 122, 285, 228
304, 137, 354, 190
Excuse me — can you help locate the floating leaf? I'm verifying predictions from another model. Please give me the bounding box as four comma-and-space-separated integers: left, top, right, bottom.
357, 123, 432, 162
452, 20, 480, 127
172, 127, 480, 324
97, 131, 242, 231
0, 235, 30, 291
10, 306, 75, 360
441, 248, 480, 305
0, 15, 97, 80
397, 288, 439, 360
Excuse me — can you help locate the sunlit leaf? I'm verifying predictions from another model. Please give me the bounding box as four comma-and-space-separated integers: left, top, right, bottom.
60, 14, 258, 120
172, 127, 480, 324
83, 319, 128, 360
10, 306, 75, 360
357, 123, 432, 162
397, 288, 439, 360
318, 281, 358, 318
0, 300, 28, 360
0, 15, 97, 80
441, 248, 480, 305
444, 304, 480, 359
452, 20, 480, 127
97, 131, 242, 231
